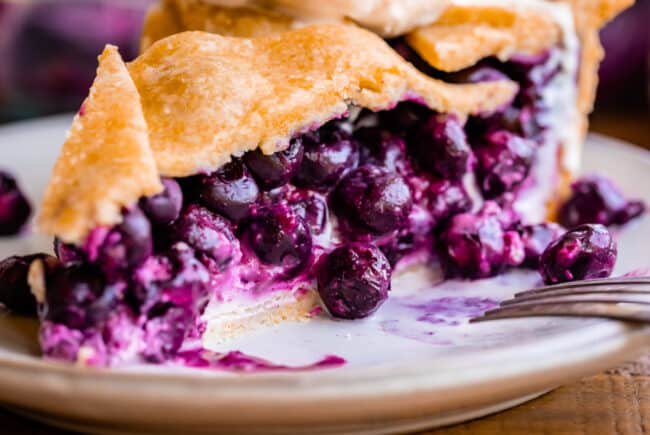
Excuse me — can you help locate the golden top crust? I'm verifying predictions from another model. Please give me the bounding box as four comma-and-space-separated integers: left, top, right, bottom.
39, 46, 162, 244
129, 27, 517, 177
405, 5, 562, 72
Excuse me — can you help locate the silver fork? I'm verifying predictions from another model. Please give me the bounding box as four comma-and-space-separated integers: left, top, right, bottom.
471, 276, 650, 323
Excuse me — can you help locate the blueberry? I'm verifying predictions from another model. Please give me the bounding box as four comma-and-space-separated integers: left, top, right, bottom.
0, 254, 57, 316
290, 194, 328, 235
558, 176, 646, 227
334, 165, 413, 235
409, 113, 473, 180
437, 201, 525, 278
518, 222, 566, 268
43, 263, 116, 329
474, 130, 536, 198
427, 179, 473, 226
376, 102, 430, 135
173, 205, 237, 270
97, 207, 153, 277
54, 238, 84, 264
0, 170, 32, 236
448, 65, 510, 84
539, 224, 617, 284
317, 243, 391, 319
241, 203, 312, 274
354, 127, 409, 172
197, 159, 259, 221
244, 139, 303, 190
293, 121, 359, 190
140, 178, 183, 225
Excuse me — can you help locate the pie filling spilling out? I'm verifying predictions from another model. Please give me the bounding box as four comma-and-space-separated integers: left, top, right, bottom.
0, 19, 643, 367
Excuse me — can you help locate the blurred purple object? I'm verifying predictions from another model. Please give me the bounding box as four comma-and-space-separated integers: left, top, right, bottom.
0, 0, 153, 121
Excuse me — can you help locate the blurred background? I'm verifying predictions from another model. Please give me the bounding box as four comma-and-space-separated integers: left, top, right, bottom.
0, 0, 647, 147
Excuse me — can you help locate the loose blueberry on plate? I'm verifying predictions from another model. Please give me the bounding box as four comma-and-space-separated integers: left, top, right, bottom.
333, 165, 413, 235
197, 159, 259, 221
409, 113, 473, 180
140, 177, 183, 225
244, 139, 304, 190
0, 170, 32, 236
241, 203, 312, 274
539, 224, 617, 284
474, 130, 536, 198
558, 175, 646, 227
317, 243, 391, 319
293, 121, 359, 190
0, 254, 56, 315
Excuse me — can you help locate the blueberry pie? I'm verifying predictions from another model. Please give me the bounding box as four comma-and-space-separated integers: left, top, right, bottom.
142, 0, 633, 221
27, 26, 530, 366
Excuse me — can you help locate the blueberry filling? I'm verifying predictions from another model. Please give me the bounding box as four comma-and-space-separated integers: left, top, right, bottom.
0, 170, 32, 236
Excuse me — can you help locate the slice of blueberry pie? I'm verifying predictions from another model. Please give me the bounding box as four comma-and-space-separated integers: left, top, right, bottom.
27, 26, 527, 366
142, 0, 633, 221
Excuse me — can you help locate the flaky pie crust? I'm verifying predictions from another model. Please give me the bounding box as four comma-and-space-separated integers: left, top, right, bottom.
39, 25, 517, 244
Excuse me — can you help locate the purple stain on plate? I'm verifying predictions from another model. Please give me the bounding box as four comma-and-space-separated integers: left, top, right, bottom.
175, 349, 346, 372
406, 297, 499, 325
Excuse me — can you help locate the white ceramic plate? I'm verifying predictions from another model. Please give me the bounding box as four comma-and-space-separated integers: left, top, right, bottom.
0, 116, 649, 435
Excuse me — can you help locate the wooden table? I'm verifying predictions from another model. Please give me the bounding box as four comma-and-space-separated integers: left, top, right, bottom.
2, 114, 648, 434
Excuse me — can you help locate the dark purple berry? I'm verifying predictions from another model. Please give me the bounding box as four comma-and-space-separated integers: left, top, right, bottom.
437, 202, 525, 278
558, 175, 646, 227
409, 113, 473, 180
244, 139, 303, 190
539, 224, 617, 284
97, 207, 153, 277
518, 222, 565, 268
241, 203, 312, 273
376, 102, 430, 135
197, 159, 259, 221
54, 238, 84, 264
474, 130, 536, 198
0, 254, 56, 315
290, 194, 328, 235
355, 127, 409, 172
334, 165, 413, 235
43, 263, 116, 329
427, 179, 473, 226
317, 243, 391, 319
293, 121, 359, 190
140, 178, 183, 225
0, 170, 32, 235
173, 205, 237, 269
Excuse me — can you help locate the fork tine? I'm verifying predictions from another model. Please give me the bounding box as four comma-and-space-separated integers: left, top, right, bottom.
471, 301, 650, 323
514, 277, 650, 298
503, 288, 650, 305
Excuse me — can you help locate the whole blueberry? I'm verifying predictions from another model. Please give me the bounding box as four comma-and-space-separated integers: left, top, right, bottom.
317, 243, 391, 319
474, 130, 536, 198
437, 202, 525, 278
293, 121, 359, 190
558, 176, 646, 227
0, 170, 32, 236
244, 139, 303, 190
355, 127, 409, 172
290, 194, 329, 235
427, 179, 473, 226
173, 205, 237, 269
409, 113, 473, 180
334, 165, 413, 235
43, 263, 115, 329
241, 203, 312, 274
140, 178, 183, 225
97, 207, 153, 277
518, 222, 566, 268
197, 159, 259, 221
0, 254, 57, 316
539, 224, 617, 284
